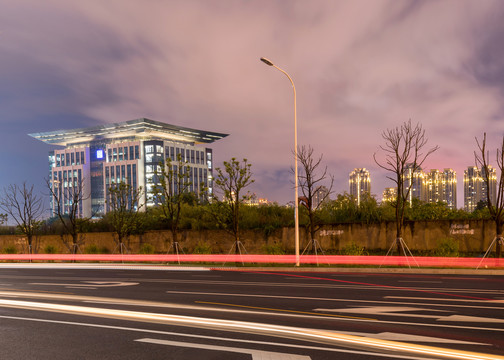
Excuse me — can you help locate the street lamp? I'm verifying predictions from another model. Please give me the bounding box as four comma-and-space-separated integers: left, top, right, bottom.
260, 57, 300, 267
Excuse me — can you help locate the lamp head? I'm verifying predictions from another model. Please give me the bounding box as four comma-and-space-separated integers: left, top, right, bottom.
260, 57, 274, 66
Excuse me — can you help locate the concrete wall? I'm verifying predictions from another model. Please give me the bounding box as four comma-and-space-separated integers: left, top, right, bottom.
0, 220, 498, 254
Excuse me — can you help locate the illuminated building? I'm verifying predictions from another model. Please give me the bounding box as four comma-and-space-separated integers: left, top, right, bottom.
245, 194, 270, 206
349, 168, 371, 205
403, 164, 426, 203
30, 118, 228, 217
440, 168, 457, 209
313, 186, 330, 208
424, 169, 457, 209
403, 165, 457, 208
382, 187, 397, 203
464, 165, 496, 212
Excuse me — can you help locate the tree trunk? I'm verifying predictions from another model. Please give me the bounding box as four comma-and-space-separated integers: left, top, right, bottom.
171, 228, 179, 245
396, 203, 404, 254
72, 233, 78, 254
496, 220, 503, 258
27, 235, 33, 254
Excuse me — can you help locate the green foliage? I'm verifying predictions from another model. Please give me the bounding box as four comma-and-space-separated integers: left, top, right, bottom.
262, 242, 285, 255
340, 241, 367, 255
44, 244, 58, 254
240, 204, 294, 231
84, 244, 110, 254
320, 193, 386, 224
210, 158, 254, 242
106, 182, 144, 245
180, 204, 219, 230
139, 243, 155, 254
2, 245, 17, 254
434, 238, 459, 257
192, 241, 212, 254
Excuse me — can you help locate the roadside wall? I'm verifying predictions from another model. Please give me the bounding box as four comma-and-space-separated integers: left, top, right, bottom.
0, 220, 497, 254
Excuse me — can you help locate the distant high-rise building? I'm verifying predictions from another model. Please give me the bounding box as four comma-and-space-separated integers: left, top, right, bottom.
481, 165, 497, 206
313, 186, 330, 209
441, 168, 457, 209
349, 168, 371, 205
464, 166, 480, 212
425, 169, 441, 203
382, 187, 397, 203
464, 165, 496, 212
403, 164, 426, 203
424, 168, 457, 209
401, 165, 457, 208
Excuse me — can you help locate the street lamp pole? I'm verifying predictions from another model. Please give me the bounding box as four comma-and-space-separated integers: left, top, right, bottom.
260, 57, 300, 267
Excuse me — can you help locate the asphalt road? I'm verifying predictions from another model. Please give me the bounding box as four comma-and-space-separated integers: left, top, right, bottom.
0, 265, 502, 359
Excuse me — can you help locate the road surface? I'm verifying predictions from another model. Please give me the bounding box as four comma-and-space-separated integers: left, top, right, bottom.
0, 265, 502, 359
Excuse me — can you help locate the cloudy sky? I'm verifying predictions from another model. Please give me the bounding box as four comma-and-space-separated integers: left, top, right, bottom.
1, 0, 504, 208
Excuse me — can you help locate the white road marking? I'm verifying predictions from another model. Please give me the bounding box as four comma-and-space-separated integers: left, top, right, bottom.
29, 281, 139, 288
0, 314, 436, 360
161, 278, 504, 295
317, 306, 449, 319
438, 315, 504, 323
335, 331, 488, 346
331, 306, 449, 314
316, 306, 504, 324
135, 338, 312, 360
385, 296, 504, 304
166, 290, 504, 310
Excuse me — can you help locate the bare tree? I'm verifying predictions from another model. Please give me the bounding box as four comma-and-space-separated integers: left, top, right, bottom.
0, 213, 6, 225
475, 133, 504, 257
151, 154, 192, 251
295, 145, 334, 252
0, 182, 44, 254
46, 177, 90, 254
211, 158, 254, 254
374, 120, 438, 252
105, 182, 144, 254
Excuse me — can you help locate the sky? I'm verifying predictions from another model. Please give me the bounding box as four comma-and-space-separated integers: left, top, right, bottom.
1, 0, 504, 209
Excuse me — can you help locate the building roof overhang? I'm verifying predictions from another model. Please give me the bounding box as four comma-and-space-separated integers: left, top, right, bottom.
29, 118, 229, 146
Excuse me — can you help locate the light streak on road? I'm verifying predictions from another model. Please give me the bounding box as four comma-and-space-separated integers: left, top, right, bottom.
241, 271, 495, 300
0, 253, 502, 268
166, 290, 504, 310
0, 298, 502, 360
195, 300, 376, 320
0, 314, 441, 360
1, 290, 502, 334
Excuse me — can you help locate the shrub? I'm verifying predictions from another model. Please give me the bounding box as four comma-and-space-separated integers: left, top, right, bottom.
193, 241, 212, 254
341, 241, 367, 255
84, 244, 110, 254
262, 242, 285, 255
3, 245, 17, 254
85, 244, 99, 254
44, 245, 58, 254
139, 243, 155, 254
435, 238, 459, 257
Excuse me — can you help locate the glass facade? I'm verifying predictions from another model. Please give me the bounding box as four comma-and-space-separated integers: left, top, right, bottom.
35, 118, 227, 217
